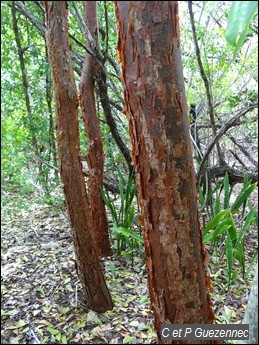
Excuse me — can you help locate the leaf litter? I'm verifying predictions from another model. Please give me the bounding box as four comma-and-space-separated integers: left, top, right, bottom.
1, 192, 156, 344
1, 189, 257, 344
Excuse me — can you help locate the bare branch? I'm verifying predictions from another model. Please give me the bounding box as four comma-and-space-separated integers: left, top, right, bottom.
207, 165, 258, 184
188, 1, 225, 166
230, 150, 248, 169
230, 136, 258, 168
197, 103, 258, 181
15, 1, 45, 36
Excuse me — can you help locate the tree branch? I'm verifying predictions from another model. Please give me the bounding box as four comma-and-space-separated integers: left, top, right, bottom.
197, 103, 258, 181
230, 136, 258, 168
207, 165, 258, 184
188, 1, 225, 166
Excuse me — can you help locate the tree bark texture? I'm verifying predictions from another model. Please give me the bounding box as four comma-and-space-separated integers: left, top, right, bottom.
115, 2, 218, 343
45, 1, 113, 313
79, 1, 112, 257
238, 263, 258, 344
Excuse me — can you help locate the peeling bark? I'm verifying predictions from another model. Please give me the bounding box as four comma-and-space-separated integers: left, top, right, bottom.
45, 1, 113, 312
79, 1, 112, 257
115, 2, 218, 343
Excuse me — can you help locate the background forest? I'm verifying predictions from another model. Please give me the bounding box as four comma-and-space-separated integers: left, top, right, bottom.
1, 1, 258, 344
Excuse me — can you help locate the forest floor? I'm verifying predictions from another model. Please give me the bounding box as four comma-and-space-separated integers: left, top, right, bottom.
1, 186, 258, 344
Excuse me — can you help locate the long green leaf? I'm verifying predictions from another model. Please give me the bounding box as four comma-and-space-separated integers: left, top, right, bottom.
224, 173, 230, 209
208, 183, 223, 201
203, 224, 231, 244
226, 234, 233, 289
227, 213, 238, 245
203, 209, 229, 238
198, 186, 205, 206
231, 182, 257, 213
101, 189, 118, 226
226, 1, 258, 56
112, 226, 144, 243
237, 209, 256, 243
215, 194, 221, 215
234, 241, 245, 276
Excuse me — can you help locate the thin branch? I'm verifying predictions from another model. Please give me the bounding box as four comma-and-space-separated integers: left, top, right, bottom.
15, 1, 45, 36
230, 150, 248, 169
197, 103, 258, 181
230, 136, 258, 168
207, 165, 258, 184
70, 2, 87, 41
32, 1, 45, 14
109, 99, 123, 112
188, 1, 225, 166
104, 1, 109, 55
98, 71, 132, 172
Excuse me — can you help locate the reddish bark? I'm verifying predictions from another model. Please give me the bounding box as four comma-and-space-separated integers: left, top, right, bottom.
45, 1, 113, 312
79, 1, 112, 257
115, 1, 219, 343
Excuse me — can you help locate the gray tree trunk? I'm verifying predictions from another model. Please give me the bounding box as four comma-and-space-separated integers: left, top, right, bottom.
238, 263, 258, 344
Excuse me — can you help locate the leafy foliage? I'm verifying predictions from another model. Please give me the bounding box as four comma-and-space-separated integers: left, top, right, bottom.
226, 1, 258, 57
101, 169, 143, 264
202, 173, 258, 289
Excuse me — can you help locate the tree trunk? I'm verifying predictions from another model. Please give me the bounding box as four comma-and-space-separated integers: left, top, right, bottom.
238, 263, 258, 344
79, 1, 112, 257
45, 1, 113, 313
115, 2, 218, 343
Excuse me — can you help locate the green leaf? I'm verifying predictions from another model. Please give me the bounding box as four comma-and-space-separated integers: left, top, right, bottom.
41, 336, 50, 344
224, 173, 230, 209
21, 326, 30, 333
93, 316, 102, 324
47, 326, 60, 335
203, 209, 229, 238
101, 189, 118, 226
233, 241, 245, 270
113, 296, 124, 303
43, 305, 51, 313
1, 309, 11, 317
123, 336, 135, 344
112, 226, 144, 243
139, 295, 148, 304
237, 209, 256, 243
76, 321, 86, 329
61, 335, 68, 344
231, 183, 257, 213
17, 320, 26, 328
226, 234, 233, 289
226, 1, 258, 56
129, 320, 139, 327
214, 194, 221, 215
198, 186, 205, 205
55, 333, 62, 341
227, 213, 238, 245
61, 307, 70, 314
203, 223, 231, 244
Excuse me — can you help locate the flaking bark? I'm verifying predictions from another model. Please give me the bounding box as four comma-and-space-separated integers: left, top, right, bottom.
79, 1, 112, 257
45, 1, 113, 312
115, 2, 219, 343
